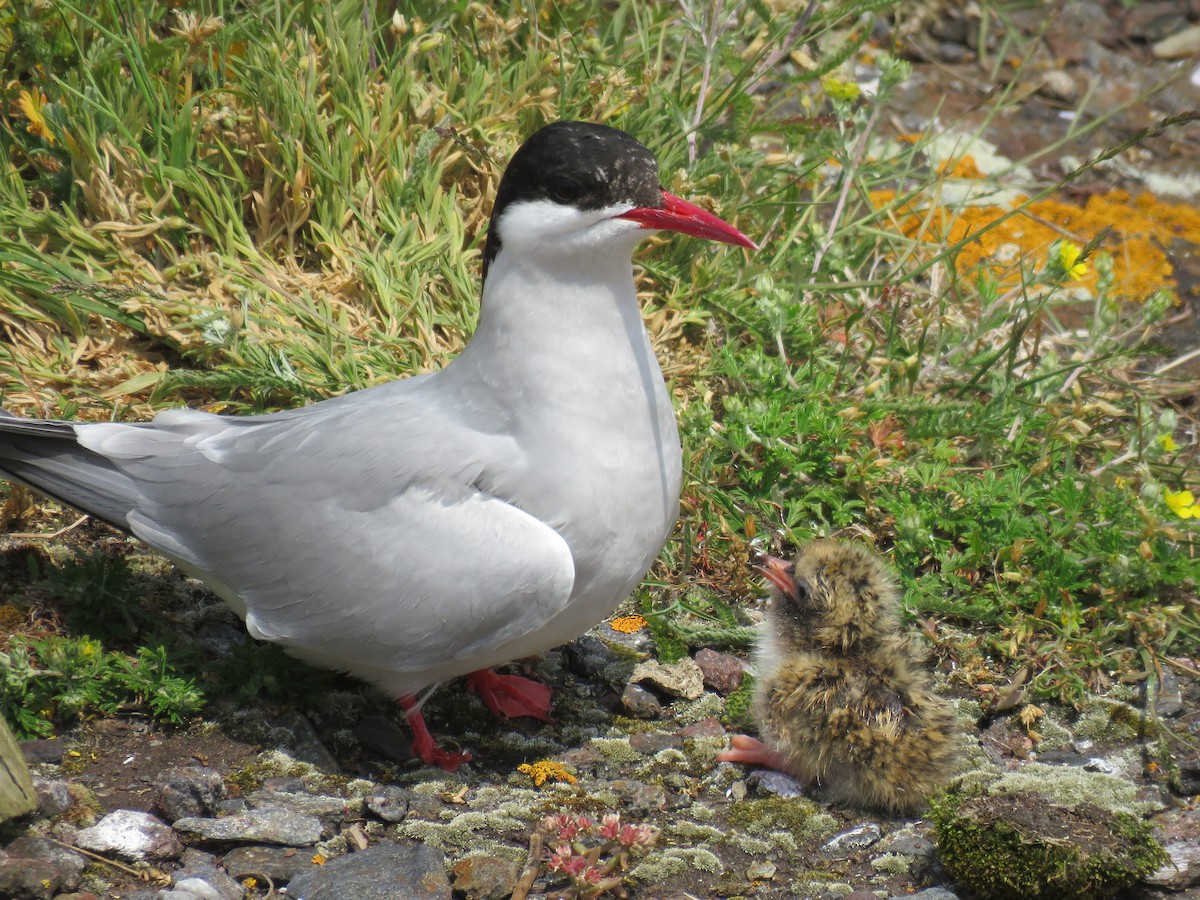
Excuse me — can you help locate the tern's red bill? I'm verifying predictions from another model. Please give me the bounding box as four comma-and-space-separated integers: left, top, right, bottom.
619, 190, 758, 250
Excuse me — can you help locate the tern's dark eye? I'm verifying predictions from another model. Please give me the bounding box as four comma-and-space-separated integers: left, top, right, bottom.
548, 175, 584, 204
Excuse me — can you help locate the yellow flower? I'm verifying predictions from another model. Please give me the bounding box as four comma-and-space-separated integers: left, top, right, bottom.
821, 74, 861, 102
17, 88, 54, 145
1165, 489, 1200, 519
1058, 241, 1086, 281
1158, 434, 1179, 452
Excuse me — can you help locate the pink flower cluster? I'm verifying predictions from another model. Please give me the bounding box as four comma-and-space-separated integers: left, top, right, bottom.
540, 812, 659, 899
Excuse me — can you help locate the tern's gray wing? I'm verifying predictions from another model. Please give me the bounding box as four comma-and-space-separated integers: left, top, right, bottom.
0, 380, 576, 683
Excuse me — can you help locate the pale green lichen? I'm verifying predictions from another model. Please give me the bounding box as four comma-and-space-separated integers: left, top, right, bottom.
1072, 698, 1143, 744
1032, 711, 1073, 751
674, 693, 726, 724
726, 830, 799, 854
991, 764, 1151, 815
870, 852, 917, 874
629, 847, 724, 881
589, 736, 643, 766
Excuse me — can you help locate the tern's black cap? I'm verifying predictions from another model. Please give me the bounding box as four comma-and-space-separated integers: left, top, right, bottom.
482, 121, 663, 280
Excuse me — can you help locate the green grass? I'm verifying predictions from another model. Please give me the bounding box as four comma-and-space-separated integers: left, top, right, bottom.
0, 0, 1197, 736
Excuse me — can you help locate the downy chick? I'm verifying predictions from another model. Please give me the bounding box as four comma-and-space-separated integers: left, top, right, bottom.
718, 539, 958, 815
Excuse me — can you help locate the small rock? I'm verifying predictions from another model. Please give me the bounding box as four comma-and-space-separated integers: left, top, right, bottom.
261, 776, 307, 793
353, 715, 412, 763
899, 889, 961, 900
0, 857, 79, 900
610, 779, 668, 813
4, 835, 87, 881
565, 635, 634, 683
628, 732, 682, 755
746, 769, 807, 799
31, 777, 73, 817
824, 823, 883, 852
1156, 669, 1185, 717
630, 658, 705, 700
156, 767, 225, 823
677, 717, 725, 740
693, 648, 746, 694
159, 866, 243, 900
248, 790, 358, 819
621, 683, 664, 719
173, 808, 322, 845
593, 621, 653, 654
1153, 23, 1200, 58
746, 859, 776, 880
19, 738, 66, 764
75, 809, 183, 862
365, 785, 410, 823
1038, 69, 1078, 102
274, 711, 340, 773
157, 877, 223, 900
451, 854, 521, 900
221, 845, 324, 885
286, 841, 451, 899
1145, 839, 1200, 889
878, 827, 935, 858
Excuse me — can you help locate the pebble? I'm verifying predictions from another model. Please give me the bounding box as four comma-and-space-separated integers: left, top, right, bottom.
75, 809, 183, 862
450, 854, 521, 900
31, 777, 73, 817
823, 823, 883, 852
0, 857, 81, 900
19, 738, 66, 764
365, 785, 410, 823
1146, 839, 1200, 889
353, 715, 412, 763
609, 778, 668, 813
628, 731, 683, 755
898, 889, 961, 900
630, 657, 705, 700
248, 789, 358, 818
621, 683, 664, 718
565, 634, 635, 684
274, 711, 341, 773
746, 769, 807, 799
156, 767, 225, 823
220, 844, 325, 884
1153, 24, 1200, 58
173, 807, 322, 845
746, 859, 776, 880
285, 841, 451, 899
693, 648, 746, 694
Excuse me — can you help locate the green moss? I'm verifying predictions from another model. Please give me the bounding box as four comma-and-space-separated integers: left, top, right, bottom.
589, 736, 643, 766
722, 672, 757, 730
629, 847, 724, 881
727, 797, 835, 843
1071, 697, 1143, 744
931, 791, 1168, 900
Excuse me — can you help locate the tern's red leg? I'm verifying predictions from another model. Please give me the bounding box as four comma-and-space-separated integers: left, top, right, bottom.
465, 668, 555, 721
398, 695, 471, 771
716, 733, 789, 771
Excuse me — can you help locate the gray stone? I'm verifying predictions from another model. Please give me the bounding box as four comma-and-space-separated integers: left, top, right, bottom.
156, 878, 223, 900
565, 634, 632, 682
621, 683, 664, 719
353, 716, 412, 763
609, 779, 668, 814
162, 866, 243, 900
365, 785, 410, 823
220, 844, 325, 885
75, 808, 183, 862
286, 841, 451, 899
156, 767, 225, 823
30, 777, 73, 817
897, 890, 961, 900
450, 854, 521, 900
747, 768, 808, 799
19, 738, 65, 764
628, 731, 682, 755
1145, 839, 1200, 889
630, 658, 705, 700
0, 857, 78, 900
4, 834, 87, 881
173, 807, 322, 845
247, 789, 359, 818
878, 827, 935, 858
274, 711, 340, 773
823, 823, 883, 852
693, 648, 745, 694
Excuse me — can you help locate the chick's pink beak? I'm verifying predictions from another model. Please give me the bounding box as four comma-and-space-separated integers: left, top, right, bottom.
618, 189, 758, 250
752, 554, 796, 598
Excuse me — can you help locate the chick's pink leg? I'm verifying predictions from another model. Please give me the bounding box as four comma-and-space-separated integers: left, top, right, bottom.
399, 695, 471, 771
716, 733, 789, 771
466, 668, 555, 721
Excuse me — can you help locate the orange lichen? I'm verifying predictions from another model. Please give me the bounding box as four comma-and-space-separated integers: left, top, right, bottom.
518, 760, 577, 787
609, 614, 648, 634
937, 154, 983, 179
871, 187, 1198, 301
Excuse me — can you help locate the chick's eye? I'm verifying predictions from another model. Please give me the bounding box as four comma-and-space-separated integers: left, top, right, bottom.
548, 175, 584, 204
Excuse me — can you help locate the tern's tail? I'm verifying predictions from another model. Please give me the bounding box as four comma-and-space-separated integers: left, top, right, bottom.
0, 410, 138, 530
